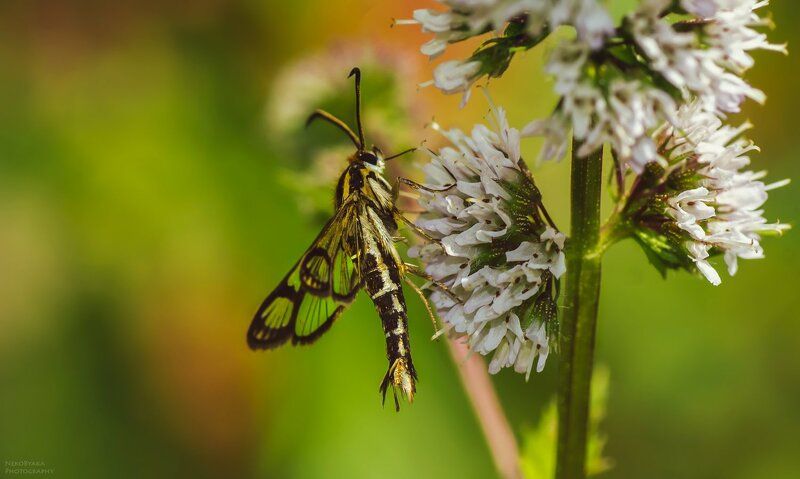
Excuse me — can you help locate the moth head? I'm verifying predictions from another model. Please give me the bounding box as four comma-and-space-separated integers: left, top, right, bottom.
357, 147, 385, 173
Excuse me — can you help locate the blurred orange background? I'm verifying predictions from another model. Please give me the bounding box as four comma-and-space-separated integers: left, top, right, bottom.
1, 1, 798, 478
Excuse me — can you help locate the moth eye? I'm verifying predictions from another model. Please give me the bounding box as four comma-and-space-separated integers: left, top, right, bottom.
360, 152, 379, 165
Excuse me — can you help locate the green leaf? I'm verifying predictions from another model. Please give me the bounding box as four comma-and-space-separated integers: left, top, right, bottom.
632, 227, 689, 278
467, 24, 550, 81
519, 401, 557, 479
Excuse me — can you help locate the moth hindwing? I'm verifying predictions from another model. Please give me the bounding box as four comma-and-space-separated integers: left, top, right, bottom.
248, 205, 360, 349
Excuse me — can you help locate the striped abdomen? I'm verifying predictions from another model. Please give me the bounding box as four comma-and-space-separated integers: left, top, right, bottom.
360, 237, 417, 405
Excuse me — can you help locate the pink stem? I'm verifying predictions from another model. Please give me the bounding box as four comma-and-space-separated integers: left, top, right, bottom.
446, 338, 522, 479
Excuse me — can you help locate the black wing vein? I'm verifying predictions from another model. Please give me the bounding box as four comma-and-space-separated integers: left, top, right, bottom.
248, 204, 361, 349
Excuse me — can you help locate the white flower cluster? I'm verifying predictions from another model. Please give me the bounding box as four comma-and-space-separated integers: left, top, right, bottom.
656, 102, 789, 285
409, 108, 565, 377
410, 0, 612, 58
523, 41, 678, 172
407, 1, 782, 173
629, 0, 786, 115
404, 0, 613, 104
526, 0, 783, 171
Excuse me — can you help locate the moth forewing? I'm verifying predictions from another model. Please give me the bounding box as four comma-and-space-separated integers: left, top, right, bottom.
248, 205, 361, 350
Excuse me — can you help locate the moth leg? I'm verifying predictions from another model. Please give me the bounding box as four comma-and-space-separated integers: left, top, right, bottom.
392, 175, 455, 244
379, 364, 392, 406
404, 263, 461, 304
391, 176, 401, 202
403, 276, 440, 337
392, 176, 455, 204
431, 322, 455, 341
395, 210, 441, 244
398, 176, 456, 193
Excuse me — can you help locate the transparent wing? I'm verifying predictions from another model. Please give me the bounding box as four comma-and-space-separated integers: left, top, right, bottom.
248, 205, 360, 350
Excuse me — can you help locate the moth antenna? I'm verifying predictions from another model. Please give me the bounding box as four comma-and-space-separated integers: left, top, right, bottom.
305, 109, 360, 148
348, 67, 366, 150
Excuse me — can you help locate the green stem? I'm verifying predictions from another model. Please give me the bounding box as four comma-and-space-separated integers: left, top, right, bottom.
596, 213, 632, 258
556, 141, 604, 479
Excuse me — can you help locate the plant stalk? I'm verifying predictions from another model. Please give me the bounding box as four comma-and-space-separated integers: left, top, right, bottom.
446, 338, 522, 479
556, 141, 604, 479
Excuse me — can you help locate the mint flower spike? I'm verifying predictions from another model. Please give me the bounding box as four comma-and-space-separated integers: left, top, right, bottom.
408, 105, 565, 379
419, 60, 483, 108
522, 58, 678, 172
628, 0, 787, 116
627, 100, 790, 285
403, 0, 614, 107
408, 0, 785, 174
525, 0, 785, 170
408, 0, 612, 58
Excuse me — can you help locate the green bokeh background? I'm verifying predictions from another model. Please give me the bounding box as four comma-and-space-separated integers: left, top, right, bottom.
1, 1, 797, 478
